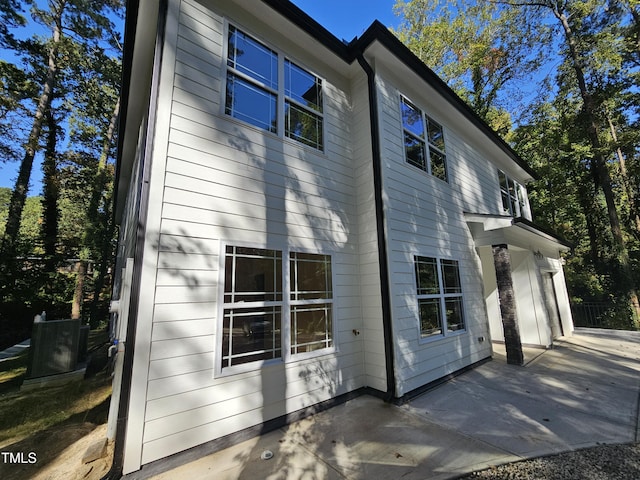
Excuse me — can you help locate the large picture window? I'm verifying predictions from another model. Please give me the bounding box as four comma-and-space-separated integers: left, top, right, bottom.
225, 25, 324, 150
221, 246, 333, 371
401, 96, 448, 182
415, 256, 465, 338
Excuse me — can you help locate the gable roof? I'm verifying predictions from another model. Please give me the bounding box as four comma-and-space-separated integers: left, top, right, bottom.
116, 0, 539, 219
260, 1, 538, 179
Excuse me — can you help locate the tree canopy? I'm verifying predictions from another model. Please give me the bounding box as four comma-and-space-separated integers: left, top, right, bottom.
395, 0, 640, 328
0, 0, 123, 337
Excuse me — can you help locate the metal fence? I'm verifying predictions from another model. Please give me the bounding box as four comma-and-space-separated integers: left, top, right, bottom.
570, 302, 634, 330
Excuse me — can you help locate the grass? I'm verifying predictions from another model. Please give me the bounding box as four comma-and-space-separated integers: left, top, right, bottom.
0, 329, 112, 448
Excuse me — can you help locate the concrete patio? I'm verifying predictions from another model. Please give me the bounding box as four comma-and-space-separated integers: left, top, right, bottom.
125, 328, 640, 479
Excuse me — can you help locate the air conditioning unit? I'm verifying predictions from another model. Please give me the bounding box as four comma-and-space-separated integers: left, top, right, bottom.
26, 319, 82, 378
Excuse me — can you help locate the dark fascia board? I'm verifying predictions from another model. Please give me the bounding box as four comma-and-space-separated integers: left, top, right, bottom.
256, 4, 538, 180
352, 21, 538, 180
113, 0, 140, 222
514, 217, 574, 249
260, 0, 353, 62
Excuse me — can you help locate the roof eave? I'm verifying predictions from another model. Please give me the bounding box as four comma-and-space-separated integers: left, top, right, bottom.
351, 21, 538, 180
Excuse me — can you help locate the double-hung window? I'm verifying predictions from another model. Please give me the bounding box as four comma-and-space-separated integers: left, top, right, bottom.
498, 170, 528, 218
226, 26, 278, 133
221, 246, 333, 372
290, 252, 333, 354
285, 60, 323, 150
415, 256, 465, 338
225, 25, 324, 151
222, 246, 283, 368
401, 96, 448, 182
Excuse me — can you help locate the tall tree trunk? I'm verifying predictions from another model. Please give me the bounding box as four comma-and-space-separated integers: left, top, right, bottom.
71, 260, 86, 320
88, 97, 120, 326
0, 16, 61, 285
42, 107, 60, 273
605, 112, 640, 236
553, 4, 640, 324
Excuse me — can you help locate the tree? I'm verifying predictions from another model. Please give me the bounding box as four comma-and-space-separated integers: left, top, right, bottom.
395, 0, 640, 327
393, 0, 546, 133
504, 0, 640, 324
0, 0, 123, 328
0, 0, 123, 303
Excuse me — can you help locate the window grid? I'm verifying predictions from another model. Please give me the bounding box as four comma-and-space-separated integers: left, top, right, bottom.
221, 246, 334, 371
499, 170, 527, 218
401, 96, 448, 182
225, 25, 324, 151
289, 252, 333, 355
222, 246, 284, 368
415, 256, 465, 338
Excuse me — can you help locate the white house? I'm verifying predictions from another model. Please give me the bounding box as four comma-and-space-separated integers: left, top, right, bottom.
108, 0, 574, 475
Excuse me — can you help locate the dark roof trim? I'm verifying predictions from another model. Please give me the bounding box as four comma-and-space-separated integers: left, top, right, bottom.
352, 21, 538, 180
514, 217, 573, 249
260, 0, 352, 61
113, 0, 140, 222
258, 3, 538, 180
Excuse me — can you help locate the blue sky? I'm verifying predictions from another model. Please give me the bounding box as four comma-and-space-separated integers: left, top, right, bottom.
291, 1, 400, 40
0, 1, 400, 192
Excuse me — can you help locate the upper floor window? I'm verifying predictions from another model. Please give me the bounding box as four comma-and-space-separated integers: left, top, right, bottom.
225, 25, 324, 151
401, 96, 448, 182
414, 256, 465, 338
498, 170, 528, 218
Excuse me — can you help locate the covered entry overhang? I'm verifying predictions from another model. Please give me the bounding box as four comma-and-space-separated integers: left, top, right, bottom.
464, 213, 574, 364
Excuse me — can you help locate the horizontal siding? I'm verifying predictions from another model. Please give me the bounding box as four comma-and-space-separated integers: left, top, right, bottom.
376, 73, 491, 396
350, 71, 385, 393
137, 0, 368, 468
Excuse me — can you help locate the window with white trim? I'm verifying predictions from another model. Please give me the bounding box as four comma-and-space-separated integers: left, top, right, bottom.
498, 170, 528, 218
414, 256, 465, 338
290, 252, 333, 354
401, 96, 448, 182
222, 246, 283, 368
225, 25, 324, 150
221, 246, 333, 371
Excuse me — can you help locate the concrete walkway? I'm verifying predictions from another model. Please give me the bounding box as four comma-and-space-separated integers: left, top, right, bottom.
128, 329, 640, 480
0, 338, 30, 362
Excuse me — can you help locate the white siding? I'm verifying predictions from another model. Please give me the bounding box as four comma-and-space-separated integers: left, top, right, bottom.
351, 72, 387, 393
375, 71, 492, 396
132, 0, 368, 468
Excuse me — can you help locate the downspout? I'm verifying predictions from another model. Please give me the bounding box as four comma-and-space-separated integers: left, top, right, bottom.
102, 0, 168, 477
355, 52, 397, 401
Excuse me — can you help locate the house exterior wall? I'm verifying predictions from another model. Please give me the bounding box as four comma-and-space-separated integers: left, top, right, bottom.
351, 71, 387, 393
373, 67, 492, 396
123, 0, 370, 471
510, 249, 552, 347
116, 0, 575, 473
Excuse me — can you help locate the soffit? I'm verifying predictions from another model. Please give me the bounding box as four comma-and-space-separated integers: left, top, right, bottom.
464, 213, 571, 254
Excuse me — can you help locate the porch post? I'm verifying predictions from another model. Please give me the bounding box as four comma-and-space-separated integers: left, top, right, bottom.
492, 244, 524, 365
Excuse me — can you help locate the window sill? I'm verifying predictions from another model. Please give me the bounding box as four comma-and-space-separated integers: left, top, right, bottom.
418, 329, 467, 345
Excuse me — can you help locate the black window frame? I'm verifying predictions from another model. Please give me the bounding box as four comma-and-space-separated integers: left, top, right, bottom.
401, 96, 448, 182
414, 255, 466, 339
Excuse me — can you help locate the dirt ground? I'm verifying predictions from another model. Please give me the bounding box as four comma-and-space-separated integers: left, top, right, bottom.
1, 331, 115, 480
0, 422, 113, 480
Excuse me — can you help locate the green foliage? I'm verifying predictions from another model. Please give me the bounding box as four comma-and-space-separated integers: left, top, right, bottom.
393, 0, 547, 127
396, 0, 640, 327
0, 1, 123, 333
